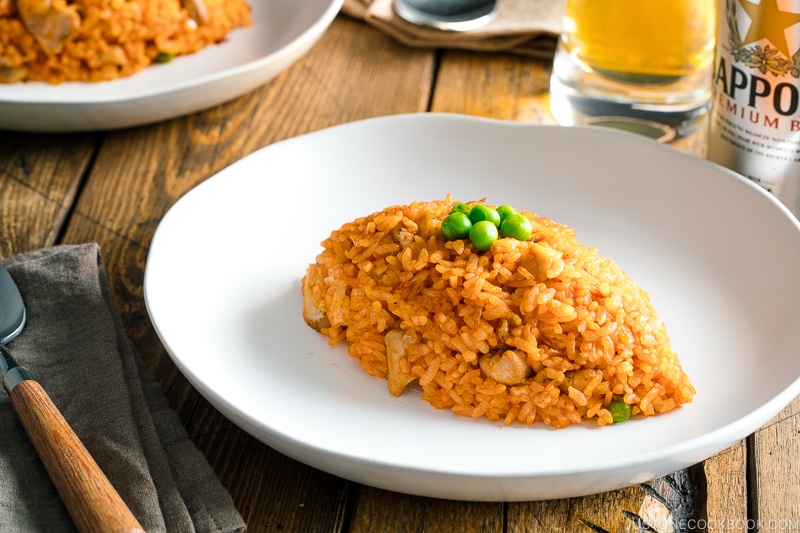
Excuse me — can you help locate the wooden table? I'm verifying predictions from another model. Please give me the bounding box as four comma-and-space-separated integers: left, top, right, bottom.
2, 11, 798, 532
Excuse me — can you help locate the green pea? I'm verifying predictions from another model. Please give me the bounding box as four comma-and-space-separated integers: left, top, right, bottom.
496, 205, 516, 224
608, 400, 632, 423
155, 52, 174, 63
441, 212, 472, 241
500, 213, 533, 241
469, 220, 498, 251
451, 203, 471, 216
469, 205, 501, 227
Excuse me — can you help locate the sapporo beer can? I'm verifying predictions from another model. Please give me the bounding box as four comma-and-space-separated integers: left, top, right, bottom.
706, 0, 800, 218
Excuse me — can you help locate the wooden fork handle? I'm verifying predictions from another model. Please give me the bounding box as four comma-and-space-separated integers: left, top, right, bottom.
9, 379, 145, 533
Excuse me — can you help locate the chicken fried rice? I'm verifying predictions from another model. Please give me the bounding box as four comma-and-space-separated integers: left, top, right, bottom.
0, 0, 251, 83
302, 198, 694, 428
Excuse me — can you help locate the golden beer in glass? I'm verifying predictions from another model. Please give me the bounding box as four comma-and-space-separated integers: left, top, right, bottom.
550, 0, 716, 141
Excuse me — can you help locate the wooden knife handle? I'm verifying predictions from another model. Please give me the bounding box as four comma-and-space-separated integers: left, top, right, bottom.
10, 380, 145, 533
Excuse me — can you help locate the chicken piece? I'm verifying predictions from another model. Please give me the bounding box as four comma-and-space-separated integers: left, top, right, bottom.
415, 211, 441, 239
385, 329, 417, 396
479, 349, 531, 385
181, 0, 208, 24
520, 243, 565, 281
95, 45, 128, 67
390, 223, 415, 247
302, 279, 330, 331
17, 0, 80, 55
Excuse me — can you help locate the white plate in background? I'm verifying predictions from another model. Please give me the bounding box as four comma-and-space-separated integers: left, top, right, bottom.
0, 0, 342, 132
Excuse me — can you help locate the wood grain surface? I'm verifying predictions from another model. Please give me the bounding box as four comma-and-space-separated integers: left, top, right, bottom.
2, 12, 798, 533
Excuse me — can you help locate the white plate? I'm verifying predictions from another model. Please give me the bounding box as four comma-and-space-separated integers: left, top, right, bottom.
0, 0, 342, 132
144, 113, 800, 501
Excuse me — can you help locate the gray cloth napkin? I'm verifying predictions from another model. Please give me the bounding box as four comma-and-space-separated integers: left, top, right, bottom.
0, 244, 245, 533
342, 0, 566, 58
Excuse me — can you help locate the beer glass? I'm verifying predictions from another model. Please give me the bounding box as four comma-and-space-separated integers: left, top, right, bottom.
549, 0, 717, 142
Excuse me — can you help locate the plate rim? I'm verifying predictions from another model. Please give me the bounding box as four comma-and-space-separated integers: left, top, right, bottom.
144, 113, 800, 499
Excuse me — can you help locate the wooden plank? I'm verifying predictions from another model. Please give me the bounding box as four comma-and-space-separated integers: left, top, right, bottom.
349, 487, 503, 533
0, 131, 97, 257
506, 452, 747, 533
703, 440, 748, 532
752, 395, 800, 529
431, 50, 553, 124
508, 470, 702, 533
192, 408, 351, 533
56, 15, 436, 533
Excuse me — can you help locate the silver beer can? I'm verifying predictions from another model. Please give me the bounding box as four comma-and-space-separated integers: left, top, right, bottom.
706, 0, 800, 218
